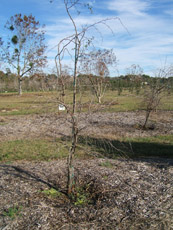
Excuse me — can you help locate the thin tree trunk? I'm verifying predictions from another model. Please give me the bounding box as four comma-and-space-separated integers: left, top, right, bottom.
98, 96, 102, 104
67, 117, 77, 195
18, 77, 22, 95
143, 110, 151, 129
67, 35, 78, 196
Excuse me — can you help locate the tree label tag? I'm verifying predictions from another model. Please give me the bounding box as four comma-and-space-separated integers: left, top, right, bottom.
58, 104, 65, 111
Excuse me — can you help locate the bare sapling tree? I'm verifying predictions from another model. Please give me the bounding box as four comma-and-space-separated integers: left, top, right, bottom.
81, 49, 116, 103
50, 0, 124, 196
1, 14, 47, 95
50, 0, 91, 196
142, 66, 171, 129
126, 64, 143, 94
126, 64, 143, 78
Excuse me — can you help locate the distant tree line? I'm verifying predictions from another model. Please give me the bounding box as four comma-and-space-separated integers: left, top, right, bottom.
0, 70, 173, 94
78, 73, 173, 95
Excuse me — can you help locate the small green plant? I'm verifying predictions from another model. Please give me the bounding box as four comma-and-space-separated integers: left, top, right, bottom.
42, 188, 62, 197
75, 193, 88, 206
71, 185, 92, 206
99, 160, 113, 168
103, 175, 108, 180
3, 205, 22, 219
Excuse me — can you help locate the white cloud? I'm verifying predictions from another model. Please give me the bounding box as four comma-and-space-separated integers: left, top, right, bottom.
107, 0, 150, 16
18, 0, 173, 76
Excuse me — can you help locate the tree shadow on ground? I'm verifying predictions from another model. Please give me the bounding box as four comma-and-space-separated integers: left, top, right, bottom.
78, 135, 173, 167
0, 164, 67, 195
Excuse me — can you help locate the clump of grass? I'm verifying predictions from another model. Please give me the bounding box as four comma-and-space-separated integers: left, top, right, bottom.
3, 205, 22, 219
41, 188, 62, 198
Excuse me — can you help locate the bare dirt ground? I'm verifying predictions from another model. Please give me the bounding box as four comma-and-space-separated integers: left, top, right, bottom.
0, 110, 173, 141
0, 158, 173, 230
0, 111, 173, 229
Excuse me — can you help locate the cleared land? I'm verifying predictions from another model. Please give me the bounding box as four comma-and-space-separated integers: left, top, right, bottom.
0, 91, 173, 229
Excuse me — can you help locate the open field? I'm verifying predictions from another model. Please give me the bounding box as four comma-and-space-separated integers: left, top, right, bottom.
0, 90, 173, 116
0, 91, 173, 229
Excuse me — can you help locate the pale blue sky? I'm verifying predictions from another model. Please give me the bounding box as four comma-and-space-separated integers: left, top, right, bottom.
0, 0, 173, 76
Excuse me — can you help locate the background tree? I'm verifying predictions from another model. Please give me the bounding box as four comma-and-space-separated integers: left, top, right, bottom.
142, 66, 172, 129
1, 14, 47, 95
126, 64, 143, 78
142, 82, 164, 129
81, 49, 116, 103
126, 64, 143, 94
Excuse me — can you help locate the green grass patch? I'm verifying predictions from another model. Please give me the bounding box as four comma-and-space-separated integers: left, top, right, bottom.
1, 135, 171, 163
0, 91, 60, 116
103, 90, 142, 112
0, 138, 93, 162
0, 90, 172, 116
0, 139, 68, 162
160, 93, 173, 111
